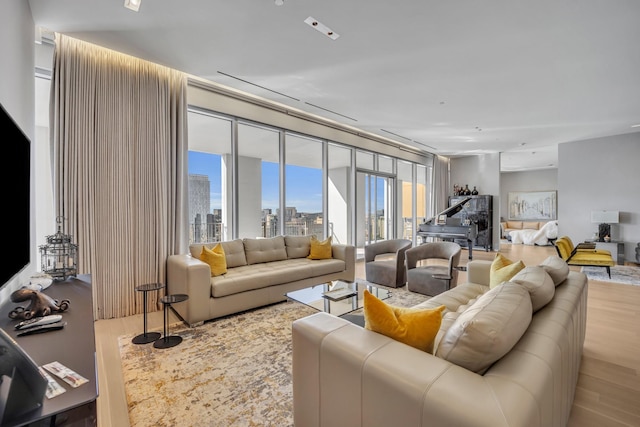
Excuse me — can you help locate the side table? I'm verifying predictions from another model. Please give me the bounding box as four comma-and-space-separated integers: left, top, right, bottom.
153, 294, 189, 349
132, 282, 164, 344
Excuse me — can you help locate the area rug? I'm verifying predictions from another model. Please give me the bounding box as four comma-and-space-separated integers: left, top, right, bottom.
118, 282, 430, 427
580, 265, 640, 285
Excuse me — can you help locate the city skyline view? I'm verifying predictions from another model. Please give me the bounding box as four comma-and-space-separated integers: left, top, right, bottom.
189, 151, 323, 214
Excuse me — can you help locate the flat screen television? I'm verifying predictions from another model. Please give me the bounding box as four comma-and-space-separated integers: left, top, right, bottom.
0, 102, 31, 289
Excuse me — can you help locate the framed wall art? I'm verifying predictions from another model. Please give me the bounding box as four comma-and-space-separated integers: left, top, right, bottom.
507, 191, 557, 220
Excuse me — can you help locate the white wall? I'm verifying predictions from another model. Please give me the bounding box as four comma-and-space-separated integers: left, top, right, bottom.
500, 169, 558, 221
0, 2, 35, 301
558, 132, 640, 262
450, 153, 501, 250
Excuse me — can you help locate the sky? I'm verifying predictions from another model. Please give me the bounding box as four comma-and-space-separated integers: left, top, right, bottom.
189, 151, 322, 213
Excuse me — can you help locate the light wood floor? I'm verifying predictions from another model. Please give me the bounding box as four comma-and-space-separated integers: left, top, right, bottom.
94, 243, 640, 427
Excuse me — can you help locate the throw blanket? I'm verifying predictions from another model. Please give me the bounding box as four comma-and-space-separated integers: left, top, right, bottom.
510, 221, 558, 246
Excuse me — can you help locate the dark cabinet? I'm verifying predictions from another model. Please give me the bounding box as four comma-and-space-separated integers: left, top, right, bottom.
448, 195, 493, 251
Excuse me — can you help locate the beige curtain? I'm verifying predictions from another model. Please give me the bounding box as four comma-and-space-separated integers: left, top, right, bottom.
50, 35, 188, 320
432, 155, 450, 216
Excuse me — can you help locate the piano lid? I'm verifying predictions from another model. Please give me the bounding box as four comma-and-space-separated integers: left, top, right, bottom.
423, 196, 472, 225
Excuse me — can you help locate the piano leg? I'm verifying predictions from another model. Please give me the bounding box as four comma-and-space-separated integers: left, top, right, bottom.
467, 239, 473, 260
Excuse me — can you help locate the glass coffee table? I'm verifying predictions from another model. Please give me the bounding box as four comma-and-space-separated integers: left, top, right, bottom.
285, 280, 391, 318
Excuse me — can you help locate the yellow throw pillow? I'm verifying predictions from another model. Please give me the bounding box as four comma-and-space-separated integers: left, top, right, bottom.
307, 236, 332, 260
490, 253, 525, 288
200, 244, 227, 276
363, 290, 445, 353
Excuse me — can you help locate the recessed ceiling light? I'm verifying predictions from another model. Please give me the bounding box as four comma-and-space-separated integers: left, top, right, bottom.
304, 16, 340, 40
124, 0, 141, 12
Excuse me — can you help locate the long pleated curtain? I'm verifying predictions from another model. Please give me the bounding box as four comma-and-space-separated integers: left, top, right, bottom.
50, 35, 189, 320
432, 155, 450, 217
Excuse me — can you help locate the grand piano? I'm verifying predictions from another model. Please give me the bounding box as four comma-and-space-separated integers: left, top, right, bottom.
417, 196, 478, 260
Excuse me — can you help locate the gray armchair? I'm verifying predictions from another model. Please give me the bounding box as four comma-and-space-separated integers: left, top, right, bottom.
364, 239, 413, 288
405, 242, 462, 296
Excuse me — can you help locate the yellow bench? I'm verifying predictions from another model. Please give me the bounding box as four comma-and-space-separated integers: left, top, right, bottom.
554, 236, 615, 278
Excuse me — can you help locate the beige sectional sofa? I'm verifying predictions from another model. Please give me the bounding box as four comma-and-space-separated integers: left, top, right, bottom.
167, 235, 355, 326
292, 256, 587, 427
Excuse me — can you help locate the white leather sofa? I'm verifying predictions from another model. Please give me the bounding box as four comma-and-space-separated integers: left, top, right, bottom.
292, 256, 587, 427
167, 235, 355, 326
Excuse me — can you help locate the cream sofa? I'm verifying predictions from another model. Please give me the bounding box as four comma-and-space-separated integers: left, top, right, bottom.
292, 256, 587, 427
167, 235, 355, 326
501, 220, 558, 245
501, 220, 552, 238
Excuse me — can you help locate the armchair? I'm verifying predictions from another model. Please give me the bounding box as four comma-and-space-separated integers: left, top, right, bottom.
554, 236, 615, 278
405, 241, 462, 296
364, 239, 412, 288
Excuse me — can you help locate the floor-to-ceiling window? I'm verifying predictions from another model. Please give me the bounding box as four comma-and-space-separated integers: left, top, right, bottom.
355, 151, 397, 257
285, 133, 324, 238
418, 164, 429, 222
187, 110, 232, 243
186, 107, 431, 248
397, 160, 414, 241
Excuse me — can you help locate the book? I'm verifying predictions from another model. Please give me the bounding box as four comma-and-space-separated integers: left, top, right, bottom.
42, 361, 88, 388
322, 287, 357, 301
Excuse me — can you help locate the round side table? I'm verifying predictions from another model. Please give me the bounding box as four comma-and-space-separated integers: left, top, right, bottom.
132, 282, 164, 344
153, 294, 189, 349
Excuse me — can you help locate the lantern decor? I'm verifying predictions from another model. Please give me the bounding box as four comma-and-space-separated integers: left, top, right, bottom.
39, 216, 78, 281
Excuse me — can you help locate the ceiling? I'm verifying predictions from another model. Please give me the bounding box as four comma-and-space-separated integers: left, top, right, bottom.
29, 0, 640, 171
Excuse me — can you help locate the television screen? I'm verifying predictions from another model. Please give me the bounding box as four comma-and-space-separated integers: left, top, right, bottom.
0, 102, 31, 288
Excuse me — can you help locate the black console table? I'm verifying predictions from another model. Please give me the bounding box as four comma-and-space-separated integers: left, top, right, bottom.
0, 274, 98, 426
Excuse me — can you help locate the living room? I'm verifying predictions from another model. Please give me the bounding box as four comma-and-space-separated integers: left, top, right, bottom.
2, 2, 640, 426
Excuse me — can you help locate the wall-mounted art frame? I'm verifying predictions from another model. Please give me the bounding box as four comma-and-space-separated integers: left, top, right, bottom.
508, 190, 557, 220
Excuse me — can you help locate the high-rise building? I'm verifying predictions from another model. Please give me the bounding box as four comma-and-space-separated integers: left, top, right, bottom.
189, 174, 210, 225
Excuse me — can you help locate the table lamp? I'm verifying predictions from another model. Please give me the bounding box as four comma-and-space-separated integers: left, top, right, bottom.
591, 210, 619, 242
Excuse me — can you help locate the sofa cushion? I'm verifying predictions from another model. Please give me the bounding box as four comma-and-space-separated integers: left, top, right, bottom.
506, 221, 523, 229
489, 253, 525, 288
219, 239, 247, 268
363, 290, 445, 353
539, 255, 570, 286
307, 236, 333, 260
510, 266, 555, 312
210, 258, 346, 297
436, 282, 533, 374
243, 236, 287, 265
199, 244, 227, 276
414, 282, 489, 313
190, 240, 248, 268
285, 235, 312, 259
522, 221, 540, 229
